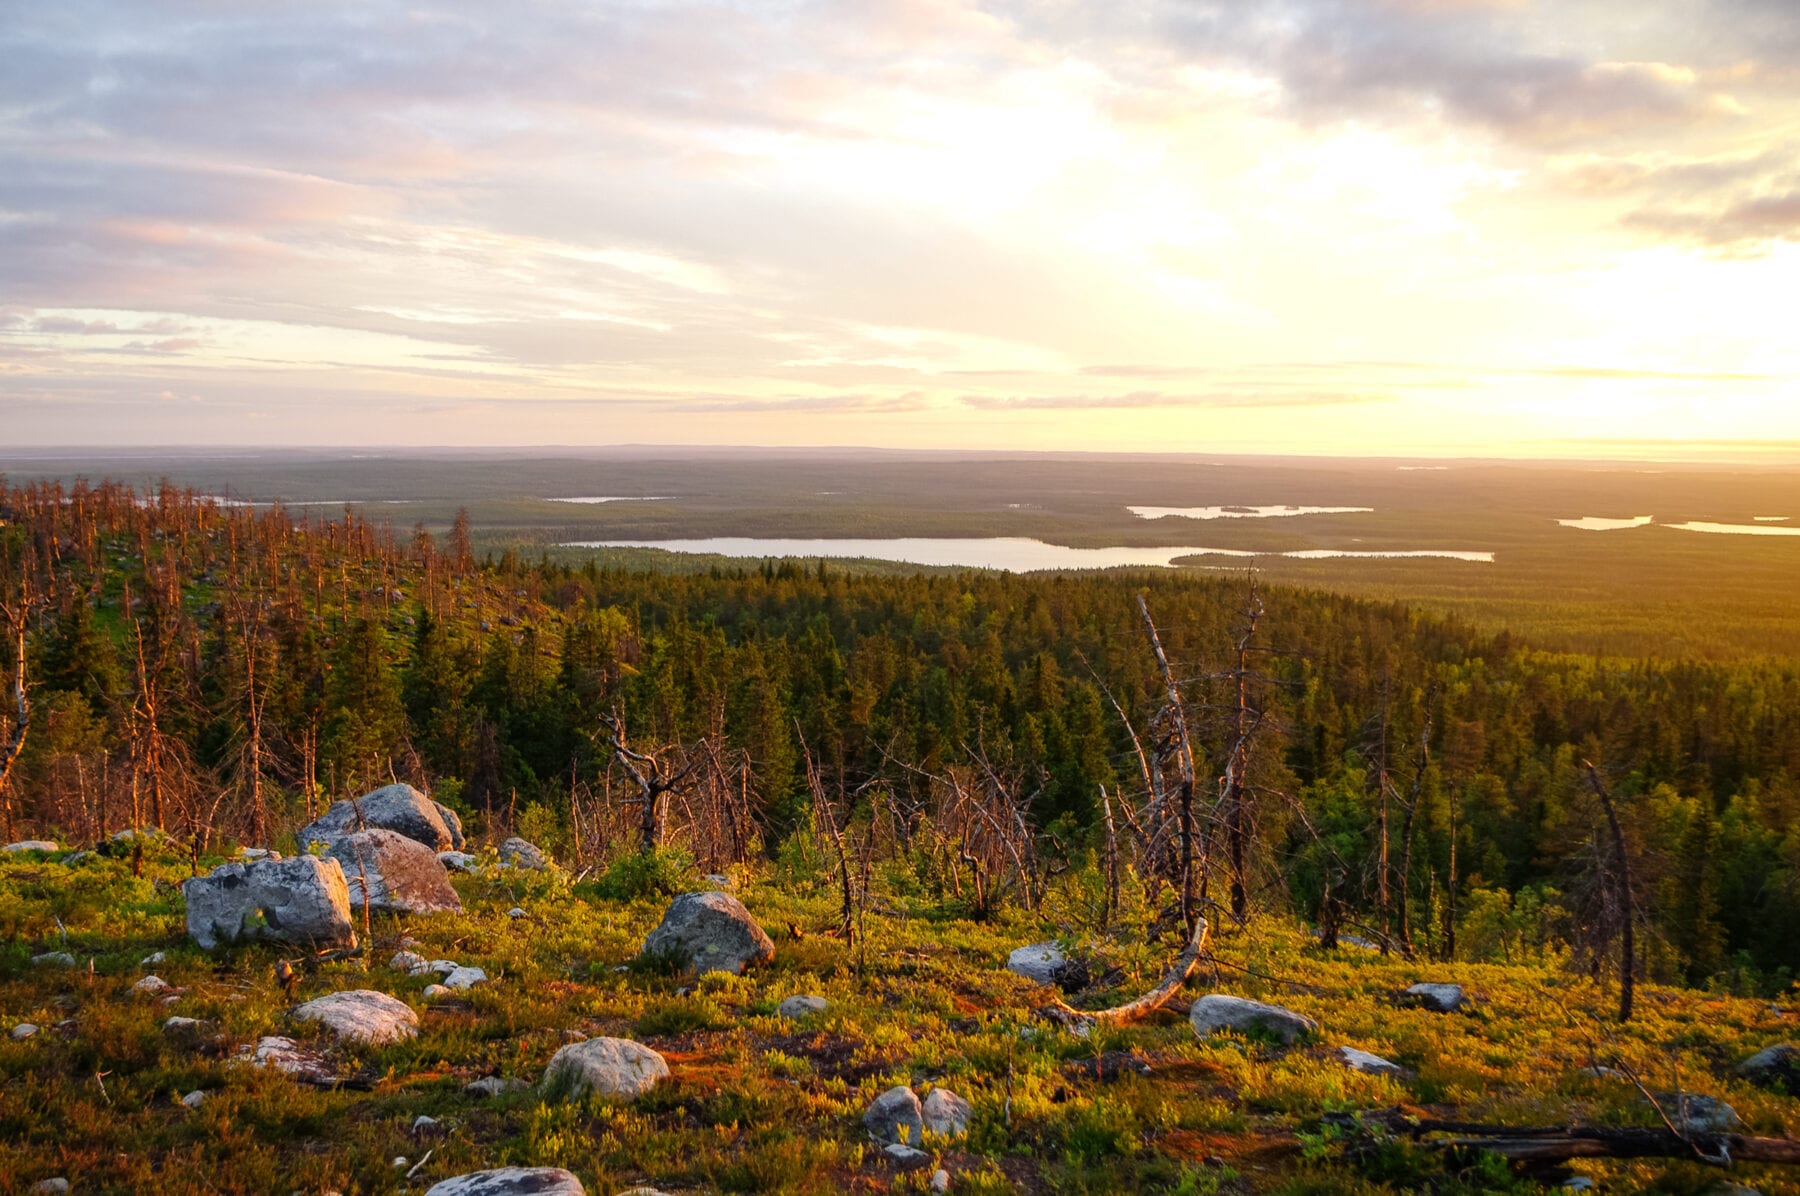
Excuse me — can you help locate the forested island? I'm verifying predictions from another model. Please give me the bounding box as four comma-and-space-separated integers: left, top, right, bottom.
2, 478, 1798, 1194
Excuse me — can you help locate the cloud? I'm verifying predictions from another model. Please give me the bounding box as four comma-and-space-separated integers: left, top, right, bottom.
1624, 187, 1800, 251
958, 390, 1397, 411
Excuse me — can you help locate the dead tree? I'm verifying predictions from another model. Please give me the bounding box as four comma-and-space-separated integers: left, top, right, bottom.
1037, 916, 1210, 1037
1138, 595, 1197, 932
1582, 760, 1637, 1023
800, 736, 858, 943
0, 594, 32, 842
1220, 588, 1265, 926
599, 709, 698, 855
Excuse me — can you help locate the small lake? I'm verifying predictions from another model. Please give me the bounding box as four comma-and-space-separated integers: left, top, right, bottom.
1670, 521, 1800, 538
561, 536, 1494, 570
1557, 515, 1653, 531
548, 496, 670, 504
1130, 504, 1372, 520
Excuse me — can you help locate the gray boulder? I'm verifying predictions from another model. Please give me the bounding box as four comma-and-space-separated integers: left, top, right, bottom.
1737, 1043, 1800, 1096
1656, 1092, 1739, 1134
235, 1035, 337, 1085
864, 1084, 925, 1145
1337, 1046, 1403, 1075
11, 1023, 38, 1040
293, 989, 419, 1045
183, 854, 356, 951
425, 1169, 585, 1196
541, 1037, 669, 1101
642, 891, 774, 975
499, 837, 549, 869
298, 784, 458, 852
33, 951, 76, 967
443, 965, 487, 991
1006, 942, 1069, 985
922, 1088, 971, 1137
1190, 995, 1318, 1044
1401, 982, 1466, 1012
885, 1143, 931, 1168
439, 851, 480, 872
465, 1075, 530, 1098
319, 828, 462, 915
434, 801, 466, 850
2, 840, 58, 853
777, 995, 829, 1019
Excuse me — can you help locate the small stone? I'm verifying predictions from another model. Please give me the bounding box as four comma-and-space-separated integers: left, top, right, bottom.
702, 873, 732, 888
163, 1015, 213, 1042
423, 983, 452, 998
292, 990, 419, 1045
30, 1180, 70, 1195
413, 1114, 439, 1134
1401, 982, 1466, 1013
133, 974, 174, 996
884, 1143, 931, 1168
236, 1035, 337, 1085
777, 995, 829, 1019
423, 959, 460, 976
464, 1075, 530, 1097
438, 851, 479, 872
1657, 1092, 1739, 1134
922, 1088, 971, 1137
424, 1169, 585, 1196
864, 1084, 925, 1145
506, 907, 526, 919
240, 847, 274, 860
3, 840, 58, 853
1337, 1046, 1403, 1075
443, 965, 487, 991
390, 950, 427, 973
541, 1037, 670, 1100
931, 1169, 951, 1194
181, 1089, 207, 1108
1560, 1179, 1594, 1192
394, 1156, 409, 1168
141, 951, 166, 967
11, 1023, 39, 1040
33, 952, 76, 967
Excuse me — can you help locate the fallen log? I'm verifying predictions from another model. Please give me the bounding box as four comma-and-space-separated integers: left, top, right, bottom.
1371, 1114, 1800, 1167
1034, 917, 1209, 1036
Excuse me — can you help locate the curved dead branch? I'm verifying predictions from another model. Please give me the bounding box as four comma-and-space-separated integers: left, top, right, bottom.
1035, 916, 1209, 1037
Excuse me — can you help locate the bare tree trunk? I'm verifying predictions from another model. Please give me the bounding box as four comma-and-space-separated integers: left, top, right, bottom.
0, 600, 31, 842
1137, 596, 1196, 931
1584, 760, 1636, 1023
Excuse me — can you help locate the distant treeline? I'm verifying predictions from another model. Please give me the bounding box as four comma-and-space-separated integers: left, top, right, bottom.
2, 477, 1798, 991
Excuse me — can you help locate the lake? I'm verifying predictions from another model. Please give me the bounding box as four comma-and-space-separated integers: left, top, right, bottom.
560, 536, 1495, 570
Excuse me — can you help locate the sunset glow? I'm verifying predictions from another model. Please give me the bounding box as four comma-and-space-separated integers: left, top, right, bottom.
4, 2, 1799, 457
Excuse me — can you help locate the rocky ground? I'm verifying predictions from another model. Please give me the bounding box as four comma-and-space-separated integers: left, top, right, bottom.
1, 820, 1797, 1195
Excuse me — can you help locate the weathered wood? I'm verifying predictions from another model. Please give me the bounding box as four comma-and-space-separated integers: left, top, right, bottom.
1036, 916, 1209, 1037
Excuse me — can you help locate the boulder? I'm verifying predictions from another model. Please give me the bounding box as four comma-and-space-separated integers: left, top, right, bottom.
298, 784, 457, 852
434, 802, 467, 850
1190, 995, 1318, 1044
183, 854, 356, 951
391, 949, 428, 973
642, 891, 774, 975
1007, 942, 1081, 988
423, 984, 453, 999
885, 1143, 931, 1168
132, 974, 174, 996
777, 995, 829, 1019
1656, 1092, 1739, 1134
2, 840, 58, 854
424, 1169, 585, 1196
11, 1023, 38, 1040
181, 1089, 207, 1108
499, 837, 549, 869
922, 1088, 971, 1137
293, 989, 419, 1045
443, 965, 487, 991
1737, 1043, 1800, 1096
319, 828, 462, 915
439, 851, 480, 872
1337, 1046, 1403, 1075
864, 1084, 925, 1145
162, 1016, 214, 1044
30, 1180, 69, 1195
1401, 982, 1466, 1013
507, 907, 526, 919
541, 1037, 669, 1101
33, 951, 76, 967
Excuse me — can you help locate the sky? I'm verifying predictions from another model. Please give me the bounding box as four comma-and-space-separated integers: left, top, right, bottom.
3, 1, 1799, 458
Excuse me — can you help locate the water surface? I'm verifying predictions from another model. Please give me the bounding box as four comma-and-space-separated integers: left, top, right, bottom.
1130, 504, 1373, 520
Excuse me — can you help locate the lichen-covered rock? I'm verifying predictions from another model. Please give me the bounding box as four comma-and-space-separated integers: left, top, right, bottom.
864, 1084, 925, 1145
498, 837, 549, 869
424, 1168, 585, 1196
1738, 1043, 1800, 1096
439, 851, 480, 872
443, 965, 487, 990
1190, 995, 1318, 1044
541, 1037, 669, 1100
133, 974, 174, 996
434, 801, 466, 851
777, 995, 829, 1018
1338, 1046, 1403, 1075
235, 1035, 337, 1085
642, 891, 774, 975
319, 828, 462, 915
293, 989, 418, 1045
922, 1088, 971, 1137
2, 840, 58, 854
1401, 982, 1466, 1012
184, 854, 355, 951
1006, 942, 1085, 989
298, 784, 458, 852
